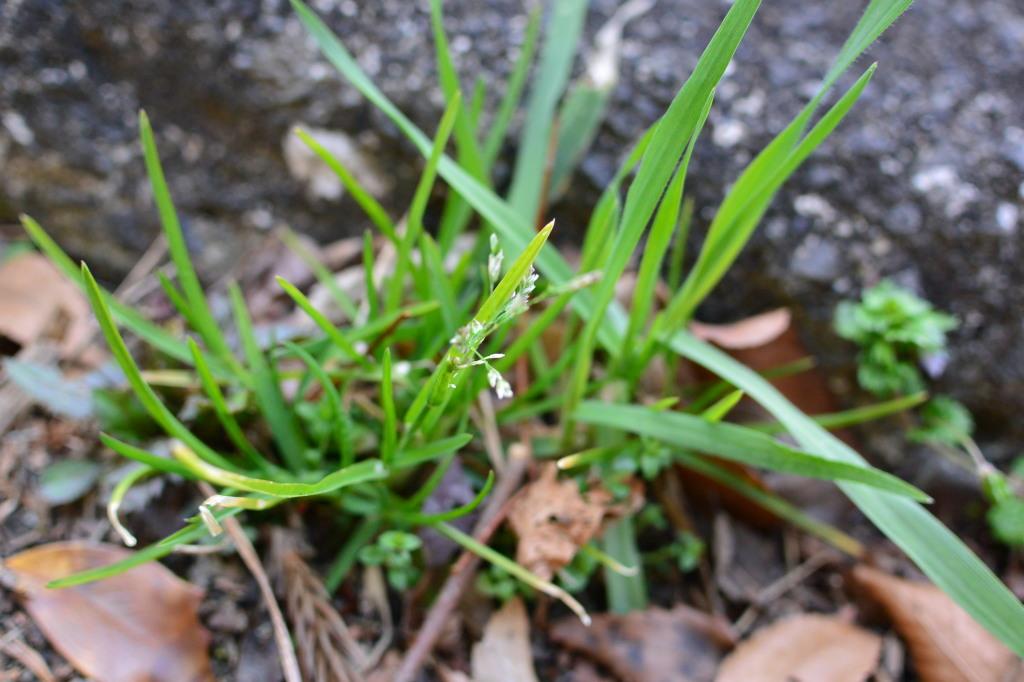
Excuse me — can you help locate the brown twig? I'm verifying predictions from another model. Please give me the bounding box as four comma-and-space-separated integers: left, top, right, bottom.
392, 443, 531, 682
0, 629, 55, 682
198, 483, 302, 682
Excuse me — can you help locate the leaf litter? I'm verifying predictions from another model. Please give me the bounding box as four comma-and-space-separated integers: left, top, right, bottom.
507, 464, 642, 580
1, 542, 214, 682
852, 565, 1023, 682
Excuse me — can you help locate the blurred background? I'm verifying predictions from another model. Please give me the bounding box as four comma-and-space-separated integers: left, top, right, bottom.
1, 0, 1022, 453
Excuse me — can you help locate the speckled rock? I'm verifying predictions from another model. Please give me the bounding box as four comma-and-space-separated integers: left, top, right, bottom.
1, 0, 1022, 450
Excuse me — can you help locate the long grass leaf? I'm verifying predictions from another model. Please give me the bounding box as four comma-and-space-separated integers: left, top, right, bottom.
674, 450, 863, 557
99, 433, 195, 479
139, 112, 237, 371
229, 283, 308, 470
667, 65, 876, 326
81, 263, 239, 472
575, 401, 928, 500
173, 442, 385, 498
506, 0, 589, 224
293, 127, 397, 243
276, 276, 371, 368
48, 508, 245, 588
563, 0, 759, 438
278, 227, 359, 320
188, 338, 274, 474
20, 215, 224, 373
380, 348, 397, 465
388, 92, 461, 311
428, 0, 485, 181
751, 392, 928, 434
667, 331, 1024, 655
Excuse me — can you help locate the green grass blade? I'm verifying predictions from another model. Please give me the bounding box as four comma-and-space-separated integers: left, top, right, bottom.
139, 111, 237, 371
574, 401, 928, 501
468, 77, 486, 131
563, 0, 759, 438
620, 94, 709, 362
188, 338, 274, 474
48, 508, 245, 588
293, 127, 397, 244
548, 85, 609, 201
173, 442, 385, 498
279, 341, 351, 465
388, 92, 461, 311
603, 517, 647, 612
229, 283, 308, 470
667, 65, 876, 326
380, 348, 397, 466
701, 389, 745, 423
276, 276, 371, 369
362, 230, 379, 320
81, 263, 239, 472
155, 273, 199, 331
428, 0, 487, 253
99, 433, 195, 479
667, 330, 1024, 656
674, 450, 864, 557
428, 0, 486, 182
20, 215, 225, 374
821, 0, 914, 96
751, 392, 928, 434
278, 227, 358, 320
400, 471, 494, 524
391, 433, 473, 469
506, 0, 589, 223
666, 198, 693, 291
418, 232, 458, 333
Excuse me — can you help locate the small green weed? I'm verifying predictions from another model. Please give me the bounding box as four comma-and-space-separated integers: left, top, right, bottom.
838, 281, 1024, 551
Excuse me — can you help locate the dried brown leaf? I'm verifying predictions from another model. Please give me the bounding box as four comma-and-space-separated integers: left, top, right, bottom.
1, 541, 213, 682
550, 605, 734, 682
852, 565, 1023, 682
0, 254, 91, 357
507, 465, 640, 580
471, 597, 538, 682
716, 613, 881, 682
690, 309, 792, 350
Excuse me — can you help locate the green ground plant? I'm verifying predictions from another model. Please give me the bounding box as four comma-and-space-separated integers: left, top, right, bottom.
838, 280, 1024, 552
18, 0, 1024, 656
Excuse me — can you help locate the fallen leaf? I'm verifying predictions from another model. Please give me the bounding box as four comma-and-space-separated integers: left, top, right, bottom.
691, 309, 792, 350
716, 613, 881, 682
37, 459, 101, 505
508, 465, 640, 580
692, 308, 841, 420
3, 358, 93, 419
550, 605, 733, 682
471, 597, 538, 682
1, 542, 214, 682
852, 565, 1022, 682
0, 253, 91, 357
